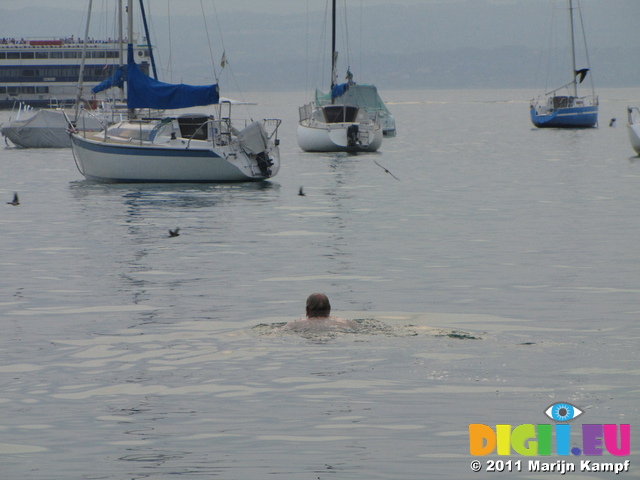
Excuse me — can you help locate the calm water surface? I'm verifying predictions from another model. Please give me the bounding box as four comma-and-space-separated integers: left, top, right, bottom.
1, 89, 639, 478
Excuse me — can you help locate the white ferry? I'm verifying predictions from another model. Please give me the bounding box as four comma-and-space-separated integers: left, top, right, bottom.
0, 37, 152, 109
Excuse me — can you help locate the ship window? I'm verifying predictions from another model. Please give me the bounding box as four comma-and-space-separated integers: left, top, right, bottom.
106, 51, 119, 58
64, 51, 78, 59
36, 86, 48, 94
22, 69, 38, 77
94, 51, 106, 58
0, 52, 5, 59
7, 52, 20, 59
0, 87, 6, 94
50, 51, 63, 59
35, 52, 48, 59
21, 86, 36, 94
21, 52, 35, 59
8, 86, 20, 95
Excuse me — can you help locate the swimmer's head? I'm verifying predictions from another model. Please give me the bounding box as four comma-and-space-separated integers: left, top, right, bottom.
306, 293, 331, 318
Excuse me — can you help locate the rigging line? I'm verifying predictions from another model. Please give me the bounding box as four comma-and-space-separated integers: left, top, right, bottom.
199, 0, 219, 82
304, 0, 311, 99
142, 0, 164, 79
319, 0, 330, 90
138, 0, 157, 79
208, 0, 249, 110
342, 0, 351, 75
576, 0, 595, 95
359, 0, 362, 78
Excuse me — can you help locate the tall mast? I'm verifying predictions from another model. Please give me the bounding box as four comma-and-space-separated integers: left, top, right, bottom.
74, 0, 93, 121
127, 0, 134, 48
569, 0, 577, 97
127, 0, 135, 117
118, 0, 123, 67
331, 0, 337, 91
118, 0, 124, 102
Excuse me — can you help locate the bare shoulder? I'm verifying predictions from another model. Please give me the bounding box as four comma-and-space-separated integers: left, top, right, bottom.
328, 317, 358, 329
281, 316, 358, 331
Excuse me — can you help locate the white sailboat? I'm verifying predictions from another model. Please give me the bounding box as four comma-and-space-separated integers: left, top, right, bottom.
297, 0, 383, 152
627, 107, 640, 155
530, 0, 598, 128
69, 0, 281, 183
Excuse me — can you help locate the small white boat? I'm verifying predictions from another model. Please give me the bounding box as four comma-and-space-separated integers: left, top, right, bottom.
2, 104, 109, 148
297, 0, 383, 152
627, 107, 640, 155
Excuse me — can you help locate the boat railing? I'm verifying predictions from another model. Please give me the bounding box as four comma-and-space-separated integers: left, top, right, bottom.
262, 118, 281, 143
628, 107, 640, 124
299, 103, 313, 122
180, 118, 230, 149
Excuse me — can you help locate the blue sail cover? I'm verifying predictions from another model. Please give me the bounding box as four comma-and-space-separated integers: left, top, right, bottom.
331, 82, 349, 99
92, 66, 125, 94
126, 44, 219, 109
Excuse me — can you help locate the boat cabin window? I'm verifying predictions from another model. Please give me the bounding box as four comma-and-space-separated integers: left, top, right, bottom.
178, 115, 209, 140
323, 105, 359, 124
552, 96, 574, 109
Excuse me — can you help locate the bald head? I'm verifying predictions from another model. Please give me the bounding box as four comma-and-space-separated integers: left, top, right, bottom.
306, 293, 331, 318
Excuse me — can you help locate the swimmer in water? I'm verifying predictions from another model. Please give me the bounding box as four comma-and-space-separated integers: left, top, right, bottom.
282, 293, 358, 331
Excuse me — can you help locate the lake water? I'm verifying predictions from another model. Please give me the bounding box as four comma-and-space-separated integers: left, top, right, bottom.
1, 89, 639, 479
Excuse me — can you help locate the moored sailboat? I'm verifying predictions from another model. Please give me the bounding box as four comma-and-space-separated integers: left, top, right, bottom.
530, 0, 598, 128
627, 107, 640, 155
69, 0, 281, 183
297, 0, 383, 152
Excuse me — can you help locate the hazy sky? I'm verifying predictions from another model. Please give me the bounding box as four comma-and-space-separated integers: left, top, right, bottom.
3, 0, 638, 47
2, 0, 639, 90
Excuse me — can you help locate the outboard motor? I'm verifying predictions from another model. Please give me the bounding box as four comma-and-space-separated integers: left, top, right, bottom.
347, 124, 359, 147
255, 151, 274, 177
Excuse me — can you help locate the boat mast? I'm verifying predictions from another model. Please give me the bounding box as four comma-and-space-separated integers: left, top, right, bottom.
331, 0, 337, 92
138, 0, 158, 80
127, 0, 136, 118
118, 0, 125, 103
74, 0, 93, 121
568, 0, 577, 97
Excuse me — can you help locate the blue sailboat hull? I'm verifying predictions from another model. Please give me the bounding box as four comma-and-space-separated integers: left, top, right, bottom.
530, 105, 598, 128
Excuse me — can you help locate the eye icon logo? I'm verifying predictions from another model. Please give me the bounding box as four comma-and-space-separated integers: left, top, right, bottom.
544, 402, 583, 422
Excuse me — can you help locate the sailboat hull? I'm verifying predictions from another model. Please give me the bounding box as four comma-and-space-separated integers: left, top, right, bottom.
530, 105, 598, 128
628, 123, 640, 155
297, 122, 382, 153
70, 133, 279, 183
